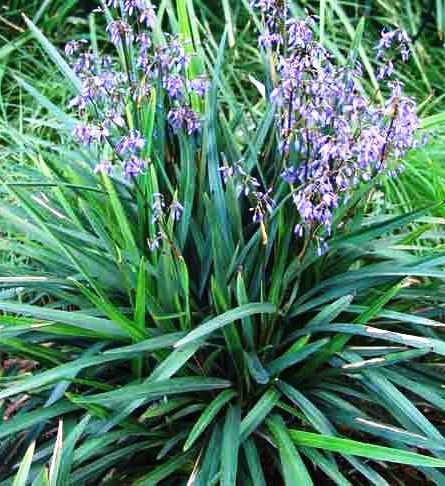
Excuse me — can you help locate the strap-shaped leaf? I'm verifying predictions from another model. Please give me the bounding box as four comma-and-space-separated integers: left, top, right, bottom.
289, 429, 445, 467
22, 15, 81, 93
174, 303, 276, 348
184, 390, 236, 451
221, 405, 241, 486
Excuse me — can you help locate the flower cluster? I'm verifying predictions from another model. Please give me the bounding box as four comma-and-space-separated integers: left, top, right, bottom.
252, 1, 420, 253
250, 0, 288, 48
148, 193, 184, 251
65, 1, 207, 178
219, 160, 275, 223
375, 29, 410, 79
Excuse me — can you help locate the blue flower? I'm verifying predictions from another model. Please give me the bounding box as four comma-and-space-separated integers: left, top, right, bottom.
122, 156, 145, 178
106, 20, 134, 45
116, 130, 145, 155
168, 107, 201, 135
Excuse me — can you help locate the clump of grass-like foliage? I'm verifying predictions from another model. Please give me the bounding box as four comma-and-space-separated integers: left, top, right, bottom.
1, 1, 445, 484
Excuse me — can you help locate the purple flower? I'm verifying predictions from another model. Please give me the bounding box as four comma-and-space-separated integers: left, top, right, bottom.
123, 0, 144, 16
294, 224, 304, 237
116, 130, 145, 155
137, 33, 152, 51
151, 193, 165, 223
64, 0, 203, 189
258, 33, 283, 49
68, 95, 87, 112
250, 189, 275, 222
122, 156, 145, 178
189, 77, 209, 97
163, 74, 184, 99
250, 0, 278, 13
101, 55, 113, 70
248, 7, 422, 242
162, 37, 190, 70
316, 238, 329, 256
94, 160, 113, 174
375, 29, 410, 63
72, 124, 109, 146
106, 20, 134, 45
148, 234, 162, 251
72, 52, 96, 75
137, 53, 150, 72
64, 40, 87, 56
108, 112, 126, 129
375, 30, 396, 59
250, 0, 287, 20
139, 7, 157, 28
281, 167, 298, 184
400, 44, 410, 62
218, 165, 235, 184
377, 60, 394, 80
168, 107, 201, 134
251, 206, 264, 222
286, 18, 314, 49
170, 201, 184, 221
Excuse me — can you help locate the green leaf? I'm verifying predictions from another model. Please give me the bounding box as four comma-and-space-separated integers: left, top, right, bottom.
244, 351, 270, 385
75, 283, 147, 342
148, 341, 202, 381
72, 377, 232, 405
297, 280, 405, 378
341, 347, 431, 371
142, 87, 157, 158
174, 303, 276, 348
49, 420, 63, 486
289, 429, 445, 467
134, 257, 147, 330
12, 75, 76, 131
302, 448, 352, 486
267, 415, 313, 486
100, 172, 139, 257
240, 389, 280, 442
0, 403, 77, 439
305, 295, 354, 325
13, 441, 35, 486
184, 389, 237, 451
331, 204, 439, 248
194, 421, 222, 484
0, 302, 125, 339
298, 324, 445, 356
0, 349, 158, 401
22, 15, 81, 92
57, 415, 91, 485
221, 405, 241, 486
278, 381, 334, 434
31, 468, 49, 486
347, 17, 365, 66
71, 441, 154, 483
236, 272, 255, 350
243, 439, 267, 486
104, 332, 185, 355
267, 338, 329, 376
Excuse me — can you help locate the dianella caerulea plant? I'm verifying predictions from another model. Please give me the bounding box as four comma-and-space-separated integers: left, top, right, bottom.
2, 1, 445, 485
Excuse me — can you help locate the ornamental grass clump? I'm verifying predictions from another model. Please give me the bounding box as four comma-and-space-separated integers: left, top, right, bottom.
2, 1, 445, 484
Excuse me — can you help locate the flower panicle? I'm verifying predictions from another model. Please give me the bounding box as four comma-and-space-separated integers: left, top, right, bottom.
65, 1, 208, 181
251, 2, 421, 251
